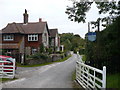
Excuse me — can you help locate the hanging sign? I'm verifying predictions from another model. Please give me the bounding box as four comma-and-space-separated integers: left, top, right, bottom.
87, 32, 96, 42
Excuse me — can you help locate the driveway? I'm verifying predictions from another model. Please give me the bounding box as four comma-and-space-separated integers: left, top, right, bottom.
2, 54, 79, 88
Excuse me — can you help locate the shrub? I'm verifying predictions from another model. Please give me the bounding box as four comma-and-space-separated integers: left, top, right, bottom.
73, 49, 77, 54
47, 48, 53, 54
39, 44, 45, 53
30, 53, 48, 60
55, 51, 64, 54
0, 49, 7, 55
82, 55, 86, 61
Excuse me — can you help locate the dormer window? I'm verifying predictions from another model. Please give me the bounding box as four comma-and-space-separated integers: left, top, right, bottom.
28, 34, 38, 41
3, 35, 14, 41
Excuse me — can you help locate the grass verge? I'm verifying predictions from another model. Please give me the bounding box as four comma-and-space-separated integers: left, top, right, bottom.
1, 78, 17, 83
17, 55, 72, 67
72, 70, 82, 88
72, 70, 76, 81
107, 73, 120, 88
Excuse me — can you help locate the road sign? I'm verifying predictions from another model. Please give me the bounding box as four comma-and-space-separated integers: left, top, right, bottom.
87, 32, 96, 42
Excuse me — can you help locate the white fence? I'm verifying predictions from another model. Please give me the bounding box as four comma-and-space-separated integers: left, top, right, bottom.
76, 61, 106, 89
0, 59, 15, 79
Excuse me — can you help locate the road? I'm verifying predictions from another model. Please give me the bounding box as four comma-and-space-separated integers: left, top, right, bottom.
2, 54, 79, 88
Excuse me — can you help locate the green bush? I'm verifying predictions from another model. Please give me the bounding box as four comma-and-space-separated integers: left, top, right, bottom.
82, 55, 86, 61
0, 49, 7, 55
55, 51, 64, 54
47, 48, 53, 54
39, 44, 45, 53
73, 49, 77, 54
30, 53, 48, 60
79, 48, 85, 55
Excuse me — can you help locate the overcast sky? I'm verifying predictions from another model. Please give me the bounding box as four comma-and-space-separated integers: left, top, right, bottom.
0, 0, 107, 38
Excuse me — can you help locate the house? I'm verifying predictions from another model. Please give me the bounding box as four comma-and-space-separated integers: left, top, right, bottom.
49, 29, 60, 52
0, 9, 50, 63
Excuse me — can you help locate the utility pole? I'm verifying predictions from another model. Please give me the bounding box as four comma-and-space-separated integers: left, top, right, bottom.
96, 18, 101, 69
97, 18, 100, 32
88, 22, 90, 32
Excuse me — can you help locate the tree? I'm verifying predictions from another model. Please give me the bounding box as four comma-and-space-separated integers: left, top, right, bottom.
66, 1, 92, 23
60, 33, 73, 51
60, 33, 85, 52
65, 0, 120, 73
39, 43, 45, 53
65, 0, 120, 24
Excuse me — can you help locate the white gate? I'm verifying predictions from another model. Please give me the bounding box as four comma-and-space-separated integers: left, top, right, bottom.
0, 59, 15, 79
76, 61, 106, 89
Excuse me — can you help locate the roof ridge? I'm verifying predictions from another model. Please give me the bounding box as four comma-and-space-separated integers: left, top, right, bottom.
27, 22, 40, 24
14, 23, 21, 33
18, 23, 25, 33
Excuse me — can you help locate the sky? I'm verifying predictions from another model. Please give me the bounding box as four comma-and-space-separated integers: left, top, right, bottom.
0, 0, 107, 38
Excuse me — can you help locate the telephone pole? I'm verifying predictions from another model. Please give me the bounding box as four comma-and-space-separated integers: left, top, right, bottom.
88, 22, 90, 32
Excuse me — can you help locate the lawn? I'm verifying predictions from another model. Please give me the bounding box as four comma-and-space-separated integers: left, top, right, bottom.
107, 73, 120, 88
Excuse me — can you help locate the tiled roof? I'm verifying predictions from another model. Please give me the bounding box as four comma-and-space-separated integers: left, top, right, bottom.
1, 22, 48, 34
49, 29, 58, 37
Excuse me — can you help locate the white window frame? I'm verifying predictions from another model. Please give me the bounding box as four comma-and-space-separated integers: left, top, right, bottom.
28, 34, 38, 41
3, 35, 14, 41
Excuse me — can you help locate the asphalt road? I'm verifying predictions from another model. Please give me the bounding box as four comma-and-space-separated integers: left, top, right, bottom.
2, 54, 79, 88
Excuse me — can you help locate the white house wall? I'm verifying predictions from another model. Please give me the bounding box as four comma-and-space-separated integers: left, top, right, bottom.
42, 26, 49, 48
55, 34, 60, 51
55, 34, 58, 47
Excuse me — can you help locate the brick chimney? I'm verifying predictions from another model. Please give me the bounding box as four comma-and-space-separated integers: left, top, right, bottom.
23, 9, 28, 24
39, 18, 42, 22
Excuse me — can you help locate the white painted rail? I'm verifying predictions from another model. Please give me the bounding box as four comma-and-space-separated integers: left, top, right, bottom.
76, 61, 106, 89
0, 59, 15, 79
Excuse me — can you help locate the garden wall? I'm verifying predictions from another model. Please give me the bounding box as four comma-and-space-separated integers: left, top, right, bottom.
25, 54, 64, 65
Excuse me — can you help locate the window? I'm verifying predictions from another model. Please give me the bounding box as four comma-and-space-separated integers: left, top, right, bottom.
32, 48, 37, 54
3, 35, 14, 41
28, 34, 38, 41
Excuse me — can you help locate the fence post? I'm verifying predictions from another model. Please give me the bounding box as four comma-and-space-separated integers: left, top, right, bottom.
103, 66, 106, 88
13, 59, 16, 78
87, 68, 89, 88
76, 62, 77, 80
1, 62, 4, 78
93, 70, 95, 88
